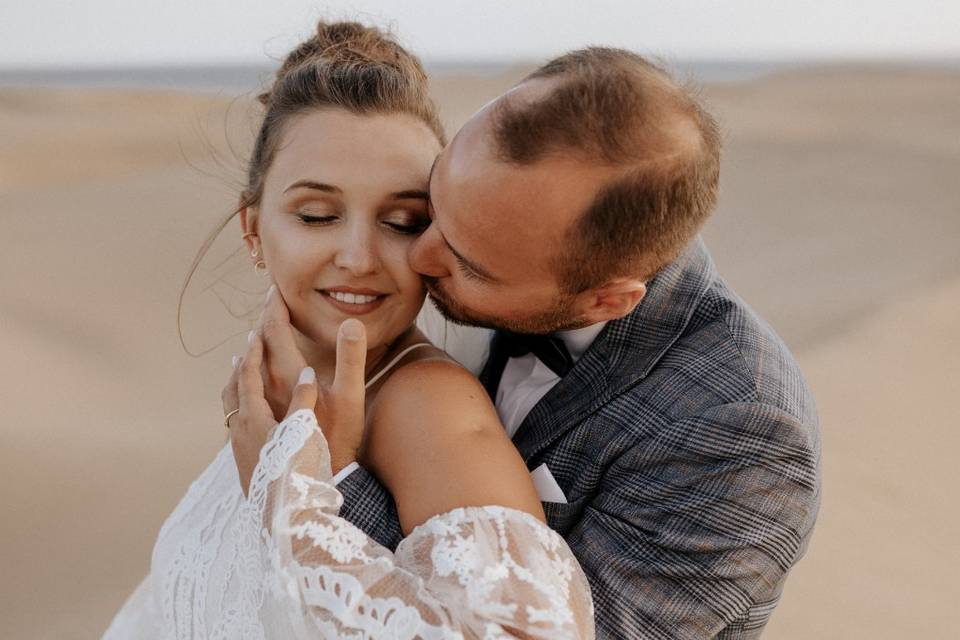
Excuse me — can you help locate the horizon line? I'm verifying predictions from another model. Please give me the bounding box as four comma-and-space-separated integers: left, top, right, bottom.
2, 52, 959, 74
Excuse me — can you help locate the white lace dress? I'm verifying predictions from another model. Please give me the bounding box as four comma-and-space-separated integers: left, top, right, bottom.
103, 409, 594, 639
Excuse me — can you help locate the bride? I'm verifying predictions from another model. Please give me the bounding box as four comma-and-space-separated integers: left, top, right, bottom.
103, 20, 594, 639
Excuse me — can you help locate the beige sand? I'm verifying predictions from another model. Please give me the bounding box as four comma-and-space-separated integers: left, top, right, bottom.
766, 275, 960, 638
1, 65, 958, 638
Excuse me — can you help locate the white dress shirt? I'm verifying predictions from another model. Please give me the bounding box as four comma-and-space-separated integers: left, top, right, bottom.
495, 322, 608, 437
334, 321, 608, 486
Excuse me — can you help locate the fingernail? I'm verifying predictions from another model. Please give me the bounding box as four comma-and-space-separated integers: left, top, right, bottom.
266, 283, 277, 300
232, 355, 239, 368
298, 366, 316, 385
247, 330, 255, 344
340, 319, 363, 339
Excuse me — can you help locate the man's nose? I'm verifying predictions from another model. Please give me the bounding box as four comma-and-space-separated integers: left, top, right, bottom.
409, 223, 449, 278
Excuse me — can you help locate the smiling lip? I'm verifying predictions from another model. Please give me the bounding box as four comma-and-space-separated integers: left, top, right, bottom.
324, 286, 386, 296
317, 287, 387, 316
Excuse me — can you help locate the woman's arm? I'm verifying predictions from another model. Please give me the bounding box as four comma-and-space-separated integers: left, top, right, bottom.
363, 358, 545, 535
228, 322, 593, 639
250, 409, 592, 639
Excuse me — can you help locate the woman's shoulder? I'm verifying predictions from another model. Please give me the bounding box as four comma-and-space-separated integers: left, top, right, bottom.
369, 325, 489, 411
373, 353, 493, 423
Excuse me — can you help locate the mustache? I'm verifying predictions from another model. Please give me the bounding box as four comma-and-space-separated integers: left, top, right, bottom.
421, 276, 444, 299
421, 277, 470, 325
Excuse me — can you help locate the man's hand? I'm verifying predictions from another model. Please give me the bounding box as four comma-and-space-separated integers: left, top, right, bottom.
222, 318, 369, 495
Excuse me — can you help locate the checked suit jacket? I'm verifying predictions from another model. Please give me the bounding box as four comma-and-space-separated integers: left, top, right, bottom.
337, 237, 821, 639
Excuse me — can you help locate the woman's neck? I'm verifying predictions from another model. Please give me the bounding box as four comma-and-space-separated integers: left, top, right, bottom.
292, 325, 414, 386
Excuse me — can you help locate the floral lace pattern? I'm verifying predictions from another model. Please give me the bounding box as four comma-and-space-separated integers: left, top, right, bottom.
103, 409, 594, 639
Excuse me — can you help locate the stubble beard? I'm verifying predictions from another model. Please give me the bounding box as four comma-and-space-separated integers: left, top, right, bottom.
423, 276, 587, 335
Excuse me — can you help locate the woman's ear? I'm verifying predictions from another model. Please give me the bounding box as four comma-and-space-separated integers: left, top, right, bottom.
239, 204, 260, 256
576, 278, 647, 324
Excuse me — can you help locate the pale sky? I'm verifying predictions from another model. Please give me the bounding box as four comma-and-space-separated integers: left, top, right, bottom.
3, 0, 959, 68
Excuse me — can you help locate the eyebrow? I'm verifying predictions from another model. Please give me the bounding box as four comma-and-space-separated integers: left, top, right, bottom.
390, 189, 429, 200
283, 180, 428, 201
283, 180, 340, 194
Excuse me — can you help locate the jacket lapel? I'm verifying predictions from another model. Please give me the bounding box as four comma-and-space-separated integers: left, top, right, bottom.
512, 237, 718, 462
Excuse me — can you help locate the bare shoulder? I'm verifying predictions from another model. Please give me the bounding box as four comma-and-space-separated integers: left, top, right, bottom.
363, 355, 543, 533
375, 357, 492, 416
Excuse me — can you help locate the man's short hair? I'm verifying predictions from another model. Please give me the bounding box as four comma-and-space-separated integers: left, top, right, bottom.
491, 47, 721, 292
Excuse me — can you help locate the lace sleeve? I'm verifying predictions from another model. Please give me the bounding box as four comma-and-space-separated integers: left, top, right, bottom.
245, 409, 595, 639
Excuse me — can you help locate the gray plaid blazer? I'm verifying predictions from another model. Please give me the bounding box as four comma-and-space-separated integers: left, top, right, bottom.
338, 237, 821, 639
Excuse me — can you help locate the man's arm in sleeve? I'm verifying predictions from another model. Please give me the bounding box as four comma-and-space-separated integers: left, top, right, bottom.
335, 464, 404, 551
566, 402, 820, 639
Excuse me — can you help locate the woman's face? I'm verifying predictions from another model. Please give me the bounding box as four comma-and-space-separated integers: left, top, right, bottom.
245, 108, 441, 351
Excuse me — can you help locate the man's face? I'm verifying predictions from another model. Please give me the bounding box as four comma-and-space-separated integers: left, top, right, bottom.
408, 85, 614, 333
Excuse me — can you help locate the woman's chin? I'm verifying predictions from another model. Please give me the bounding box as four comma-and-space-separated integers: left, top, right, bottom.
293, 318, 388, 355
290, 300, 417, 355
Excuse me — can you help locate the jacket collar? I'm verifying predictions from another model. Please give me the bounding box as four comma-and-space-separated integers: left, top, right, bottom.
512, 236, 718, 461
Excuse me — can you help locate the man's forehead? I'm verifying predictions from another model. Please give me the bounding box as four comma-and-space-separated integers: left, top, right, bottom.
429, 93, 619, 279
433, 141, 536, 236
438, 138, 606, 221
430, 170, 573, 291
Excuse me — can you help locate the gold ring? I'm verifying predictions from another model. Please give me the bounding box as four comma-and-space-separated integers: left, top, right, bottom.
224, 408, 240, 429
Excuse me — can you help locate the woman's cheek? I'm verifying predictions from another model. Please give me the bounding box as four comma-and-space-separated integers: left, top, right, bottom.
273, 240, 321, 287
385, 240, 425, 296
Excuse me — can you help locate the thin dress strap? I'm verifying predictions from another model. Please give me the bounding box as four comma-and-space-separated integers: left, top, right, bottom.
364, 342, 433, 389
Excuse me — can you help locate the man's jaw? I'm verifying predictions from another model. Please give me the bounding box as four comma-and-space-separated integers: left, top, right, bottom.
423, 277, 579, 334
422, 277, 483, 328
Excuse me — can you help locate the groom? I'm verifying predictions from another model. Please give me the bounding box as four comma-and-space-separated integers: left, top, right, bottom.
267, 48, 819, 639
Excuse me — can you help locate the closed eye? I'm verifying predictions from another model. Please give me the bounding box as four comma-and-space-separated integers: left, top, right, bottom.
384, 220, 429, 235
296, 213, 338, 225
455, 257, 485, 283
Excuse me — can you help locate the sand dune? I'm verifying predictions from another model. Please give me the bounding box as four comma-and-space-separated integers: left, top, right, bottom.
766, 276, 960, 638
1, 65, 958, 638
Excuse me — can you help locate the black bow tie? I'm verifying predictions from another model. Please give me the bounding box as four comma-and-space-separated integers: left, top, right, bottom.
495, 330, 574, 378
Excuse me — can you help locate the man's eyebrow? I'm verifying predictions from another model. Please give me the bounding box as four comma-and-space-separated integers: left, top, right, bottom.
283, 180, 341, 194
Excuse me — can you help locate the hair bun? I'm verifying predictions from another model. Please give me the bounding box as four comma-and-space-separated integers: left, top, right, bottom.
260, 20, 423, 107
311, 21, 400, 64
282, 21, 407, 78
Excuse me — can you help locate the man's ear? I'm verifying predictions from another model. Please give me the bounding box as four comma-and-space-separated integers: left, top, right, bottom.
576, 278, 647, 324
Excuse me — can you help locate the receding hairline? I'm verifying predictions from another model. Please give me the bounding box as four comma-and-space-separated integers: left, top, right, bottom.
484, 47, 721, 290
487, 60, 712, 224
491, 61, 708, 172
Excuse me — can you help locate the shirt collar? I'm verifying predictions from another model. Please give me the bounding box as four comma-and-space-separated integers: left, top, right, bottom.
556, 321, 608, 362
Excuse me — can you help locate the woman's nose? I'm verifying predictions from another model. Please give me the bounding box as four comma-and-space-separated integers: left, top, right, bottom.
408, 223, 449, 278
333, 227, 380, 275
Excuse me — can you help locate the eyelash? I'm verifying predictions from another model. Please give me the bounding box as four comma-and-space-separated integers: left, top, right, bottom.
296, 214, 337, 226
455, 258, 485, 283
296, 213, 427, 236
385, 220, 429, 235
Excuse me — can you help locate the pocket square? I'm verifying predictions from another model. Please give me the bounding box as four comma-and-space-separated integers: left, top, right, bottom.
530, 463, 567, 503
